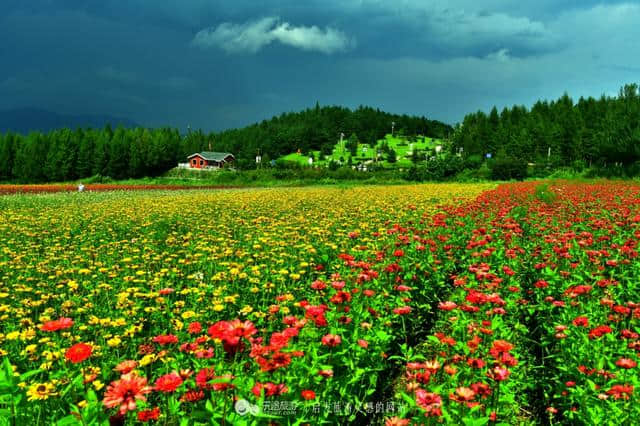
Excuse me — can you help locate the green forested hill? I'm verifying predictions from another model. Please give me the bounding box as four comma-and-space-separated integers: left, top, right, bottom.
0, 105, 451, 182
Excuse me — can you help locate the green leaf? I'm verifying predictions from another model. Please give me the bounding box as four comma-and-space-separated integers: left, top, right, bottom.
56, 415, 82, 426
19, 369, 42, 382
61, 375, 83, 398
462, 416, 489, 426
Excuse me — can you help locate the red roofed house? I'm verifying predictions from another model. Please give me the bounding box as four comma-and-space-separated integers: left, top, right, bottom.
187, 152, 235, 169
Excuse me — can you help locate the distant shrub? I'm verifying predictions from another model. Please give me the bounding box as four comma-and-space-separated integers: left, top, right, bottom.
464, 154, 483, 170
490, 156, 528, 180
84, 174, 114, 184
275, 159, 302, 170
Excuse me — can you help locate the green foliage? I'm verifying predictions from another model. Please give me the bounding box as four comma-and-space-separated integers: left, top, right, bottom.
403, 155, 465, 181
490, 154, 528, 181
454, 84, 640, 173
387, 148, 397, 163
346, 133, 359, 156
534, 183, 557, 203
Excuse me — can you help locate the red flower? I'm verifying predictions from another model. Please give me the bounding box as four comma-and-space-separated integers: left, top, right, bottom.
321, 334, 342, 347
195, 368, 216, 390
534, 280, 549, 289
138, 407, 160, 422
393, 306, 412, 315
208, 319, 257, 352
154, 372, 183, 393
252, 382, 288, 397
490, 339, 514, 355
65, 343, 92, 364
180, 389, 205, 403
153, 334, 179, 345
438, 301, 457, 311
311, 280, 327, 290
358, 339, 369, 348
487, 366, 511, 381
588, 325, 613, 339
103, 373, 152, 415
572, 316, 589, 327
415, 389, 442, 417
607, 384, 634, 400
301, 390, 316, 400
467, 358, 485, 369
40, 317, 74, 332
188, 322, 202, 334
615, 358, 637, 369
318, 369, 334, 378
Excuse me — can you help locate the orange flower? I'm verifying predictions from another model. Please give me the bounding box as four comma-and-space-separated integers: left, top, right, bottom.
114, 360, 138, 374
301, 389, 316, 400
103, 373, 152, 415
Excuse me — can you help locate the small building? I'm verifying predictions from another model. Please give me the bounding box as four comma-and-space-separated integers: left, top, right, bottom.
187, 152, 235, 169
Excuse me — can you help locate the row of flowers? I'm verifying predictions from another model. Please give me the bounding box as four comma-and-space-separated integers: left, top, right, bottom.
0, 184, 237, 195
385, 182, 639, 424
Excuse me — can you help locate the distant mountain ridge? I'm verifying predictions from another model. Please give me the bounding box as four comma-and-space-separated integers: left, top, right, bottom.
0, 107, 138, 134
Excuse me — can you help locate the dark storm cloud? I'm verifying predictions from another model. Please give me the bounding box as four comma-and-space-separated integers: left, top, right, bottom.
1, 1, 640, 130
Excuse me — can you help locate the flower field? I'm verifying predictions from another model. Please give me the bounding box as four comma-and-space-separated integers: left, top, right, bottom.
0, 184, 237, 195
0, 182, 639, 425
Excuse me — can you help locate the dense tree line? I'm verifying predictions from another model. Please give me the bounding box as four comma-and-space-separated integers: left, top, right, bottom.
0, 126, 188, 182
0, 105, 450, 182
212, 104, 452, 164
453, 84, 640, 170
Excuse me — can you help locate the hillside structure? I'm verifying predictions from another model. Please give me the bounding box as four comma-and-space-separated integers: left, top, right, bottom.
186, 152, 235, 169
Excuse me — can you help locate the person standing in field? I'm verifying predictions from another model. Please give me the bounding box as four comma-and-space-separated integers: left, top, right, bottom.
78, 183, 85, 192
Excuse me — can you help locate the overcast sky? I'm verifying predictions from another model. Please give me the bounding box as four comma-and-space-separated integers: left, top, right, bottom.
1, 1, 639, 131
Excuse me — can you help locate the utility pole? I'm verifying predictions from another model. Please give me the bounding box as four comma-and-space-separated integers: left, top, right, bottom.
391, 122, 395, 137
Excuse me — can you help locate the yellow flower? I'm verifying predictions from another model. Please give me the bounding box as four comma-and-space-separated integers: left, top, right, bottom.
20, 328, 36, 341
5, 331, 20, 340
139, 354, 156, 367
92, 380, 104, 391
24, 344, 38, 354
43, 350, 61, 361
107, 337, 122, 347
171, 319, 184, 330
39, 362, 52, 371
27, 382, 57, 401
213, 304, 224, 312
181, 310, 196, 319
112, 318, 127, 327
